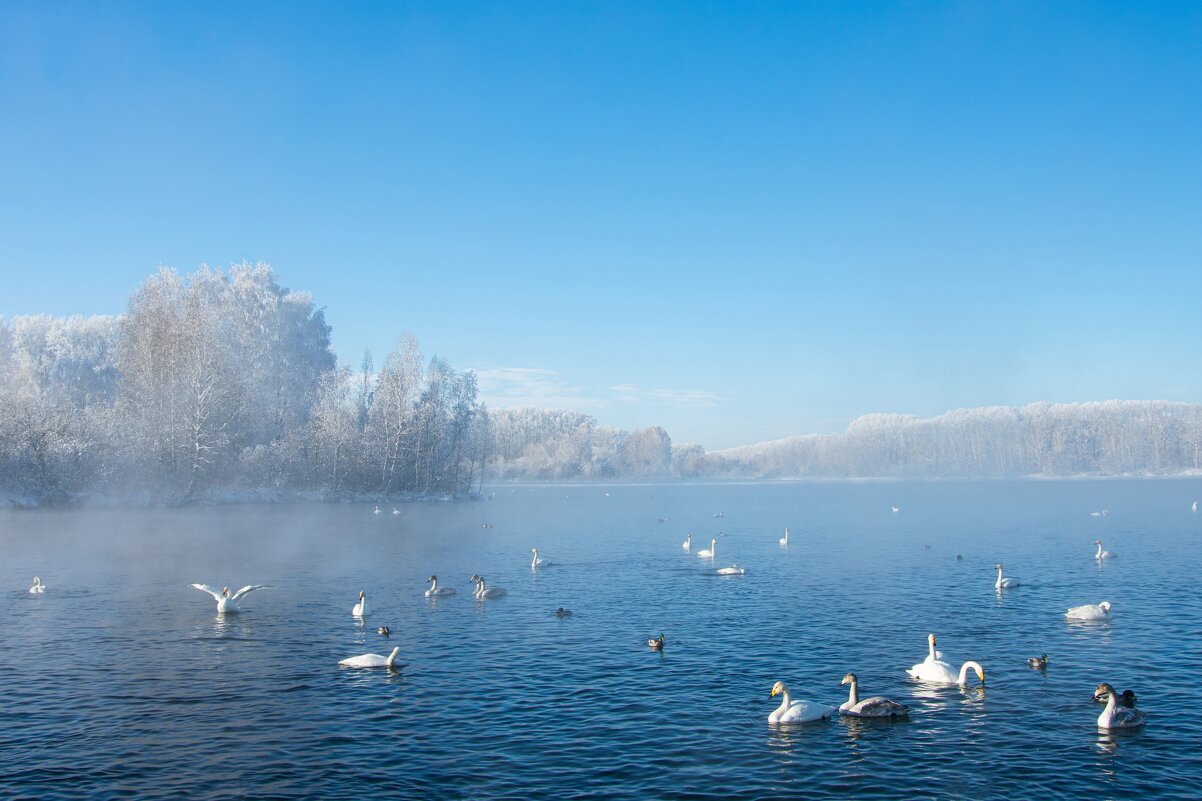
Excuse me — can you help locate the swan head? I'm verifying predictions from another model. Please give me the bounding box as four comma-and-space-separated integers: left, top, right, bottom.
359, 590, 365, 600
32, 576, 41, 586
427, 575, 436, 583
840, 672, 857, 686
771, 680, 788, 698
1094, 539, 1102, 545
972, 665, 985, 683
222, 587, 231, 598
1093, 682, 1116, 702
994, 563, 1002, 570
469, 574, 482, 583
1099, 601, 1112, 613
928, 633, 937, 648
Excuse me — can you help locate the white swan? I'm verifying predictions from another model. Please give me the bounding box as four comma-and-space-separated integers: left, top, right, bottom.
839, 673, 910, 717
29, 576, 45, 594
424, 575, 456, 597
696, 538, 716, 559
391, 508, 399, 515
906, 634, 984, 685
994, 563, 1019, 589
191, 583, 270, 613
1066, 600, 1111, 620
373, 506, 381, 514
530, 548, 548, 568
470, 575, 506, 599
1094, 683, 1146, 729
779, 528, 789, 546
891, 506, 900, 513
682, 533, 692, 551
1094, 539, 1115, 560
339, 646, 402, 668
352, 590, 367, 617
1193, 500, 1198, 513
768, 681, 836, 723
715, 565, 746, 575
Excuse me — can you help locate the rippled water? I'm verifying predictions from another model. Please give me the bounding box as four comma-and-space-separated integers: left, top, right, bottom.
3, 480, 1201, 799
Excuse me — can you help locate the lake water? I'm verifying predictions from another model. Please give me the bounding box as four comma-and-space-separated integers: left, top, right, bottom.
2, 480, 1201, 800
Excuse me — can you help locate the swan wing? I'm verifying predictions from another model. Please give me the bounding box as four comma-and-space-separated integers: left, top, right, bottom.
846, 697, 910, 717
908, 659, 956, 683
339, 653, 386, 667
230, 584, 270, 601
190, 583, 224, 601
777, 699, 836, 723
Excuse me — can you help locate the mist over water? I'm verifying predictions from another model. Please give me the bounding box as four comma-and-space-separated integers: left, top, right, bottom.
3, 480, 1201, 799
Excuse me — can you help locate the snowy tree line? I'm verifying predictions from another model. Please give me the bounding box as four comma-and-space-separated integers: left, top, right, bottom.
485, 401, 1202, 480
0, 264, 488, 504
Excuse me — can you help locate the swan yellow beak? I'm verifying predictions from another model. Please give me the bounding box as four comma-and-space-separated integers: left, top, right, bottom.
771, 687, 780, 697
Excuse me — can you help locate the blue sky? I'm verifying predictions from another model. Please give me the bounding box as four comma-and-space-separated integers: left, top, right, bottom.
2, 1, 1200, 450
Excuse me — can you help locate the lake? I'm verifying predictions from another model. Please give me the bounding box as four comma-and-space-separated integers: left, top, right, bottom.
3, 479, 1201, 800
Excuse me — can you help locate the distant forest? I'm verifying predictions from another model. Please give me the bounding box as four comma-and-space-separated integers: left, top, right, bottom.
2, 266, 1200, 505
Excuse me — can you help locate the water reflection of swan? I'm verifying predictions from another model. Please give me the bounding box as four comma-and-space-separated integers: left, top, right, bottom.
1094, 540, 1115, 560
339, 646, 402, 668
352, 591, 367, 617
697, 538, 716, 558
769, 681, 836, 723
994, 563, 1019, 589
424, 576, 456, 597
839, 673, 909, 717
1094, 683, 1146, 729
470, 575, 506, 598
191, 583, 270, 614
1066, 600, 1111, 621
29, 576, 45, 594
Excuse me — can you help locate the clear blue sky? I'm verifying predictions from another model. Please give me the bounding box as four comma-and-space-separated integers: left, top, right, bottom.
2, 1, 1200, 450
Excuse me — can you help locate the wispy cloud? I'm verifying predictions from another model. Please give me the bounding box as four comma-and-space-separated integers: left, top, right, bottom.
607, 383, 721, 408
475, 368, 721, 412
475, 367, 609, 410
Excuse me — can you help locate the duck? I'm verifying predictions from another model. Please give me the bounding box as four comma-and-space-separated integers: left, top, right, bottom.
1094, 539, 1115, 560
29, 576, 45, 594
682, 533, 692, 551
530, 548, 548, 568
906, 634, 985, 685
339, 646, 403, 668
191, 583, 270, 614
994, 563, 1019, 589
1093, 683, 1146, 729
955, 554, 963, 561
839, 673, 910, 717
424, 575, 456, 597
779, 528, 789, 546
1027, 654, 1048, 669
1065, 600, 1111, 621
377, 626, 391, 636
1092, 687, 1137, 708
352, 590, 367, 617
647, 634, 665, 650
768, 681, 836, 723
696, 538, 717, 559
554, 608, 573, 618
469, 575, 506, 599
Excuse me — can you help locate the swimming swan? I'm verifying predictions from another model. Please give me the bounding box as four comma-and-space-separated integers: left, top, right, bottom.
470, 575, 506, 599
29, 576, 45, 594
696, 538, 716, 559
1066, 600, 1111, 620
352, 591, 367, 617
1094, 540, 1115, 560
839, 673, 910, 717
339, 646, 402, 668
779, 528, 789, 546
424, 575, 456, 597
682, 533, 691, 551
715, 565, 746, 575
768, 681, 836, 723
1094, 683, 1146, 729
530, 548, 549, 568
994, 563, 1019, 589
191, 583, 270, 614
906, 634, 984, 685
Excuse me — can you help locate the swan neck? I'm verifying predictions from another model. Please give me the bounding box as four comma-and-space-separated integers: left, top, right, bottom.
847, 680, 858, 707
958, 661, 982, 684
1096, 543, 1102, 558
776, 689, 792, 717
1104, 691, 1116, 715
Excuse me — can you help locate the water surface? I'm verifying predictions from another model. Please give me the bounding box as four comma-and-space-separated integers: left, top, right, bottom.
2, 480, 1200, 799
